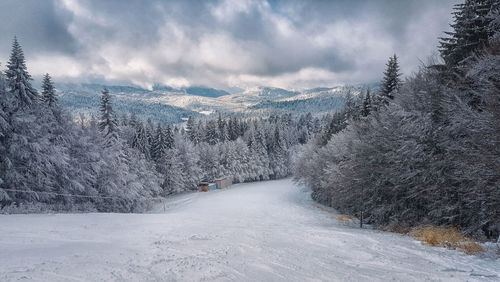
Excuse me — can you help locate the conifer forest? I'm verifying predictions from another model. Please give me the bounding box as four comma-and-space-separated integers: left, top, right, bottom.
0, 1, 499, 280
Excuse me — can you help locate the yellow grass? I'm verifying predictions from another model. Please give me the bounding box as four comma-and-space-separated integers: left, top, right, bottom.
337, 214, 357, 226
409, 226, 484, 254
316, 205, 334, 214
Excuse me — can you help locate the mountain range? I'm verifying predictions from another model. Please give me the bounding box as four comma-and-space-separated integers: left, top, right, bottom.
55, 84, 366, 123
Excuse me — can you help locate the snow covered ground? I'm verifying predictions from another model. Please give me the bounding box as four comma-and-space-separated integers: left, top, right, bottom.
0, 179, 498, 281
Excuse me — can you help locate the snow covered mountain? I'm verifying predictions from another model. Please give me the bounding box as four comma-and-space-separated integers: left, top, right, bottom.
56, 83, 353, 122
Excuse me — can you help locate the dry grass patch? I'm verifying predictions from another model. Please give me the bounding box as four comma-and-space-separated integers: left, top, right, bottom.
337, 214, 358, 226
316, 205, 334, 214
409, 226, 484, 254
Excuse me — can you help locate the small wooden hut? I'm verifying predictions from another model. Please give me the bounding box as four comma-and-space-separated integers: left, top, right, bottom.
200, 182, 217, 192
215, 177, 232, 189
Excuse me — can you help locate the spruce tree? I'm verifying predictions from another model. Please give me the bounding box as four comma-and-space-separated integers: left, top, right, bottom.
439, 0, 499, 66
0, 70, 11, 200
217, 113, 228, 142
41, 73, 57, 107
98, 88, 119, 145
186, 116, 198, 144
131, 122, 151, 160
164, 123, 174, 149
361, 88, 372, 117
379, 54, 402, 103
151, 124, 166, 162
205, 120, 219, 145
5, 37, 38, 108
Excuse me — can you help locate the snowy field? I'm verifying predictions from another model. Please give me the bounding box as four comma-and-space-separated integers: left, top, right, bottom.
0, 179, 498, 281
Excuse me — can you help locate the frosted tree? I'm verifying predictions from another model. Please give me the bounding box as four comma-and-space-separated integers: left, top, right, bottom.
204, 120, 218, 145
151, 124, 166, 162
379, 54, 402, 103
131, 122, 151, 160
98, 88, 119, 146
5, 37, 38, 108
41, 73, 57, 107
361, 88, 372, 117
216, 114, 228, 142
175, 135, 202, 191
439, 0, 499, 66
197, 143, 221, 181
247, 122, 270, 181
186, 116, 199, 144
0, 69, 11, 202
164, 123, 174, 149
268, 126, 288, 179
156, 146, 183, 195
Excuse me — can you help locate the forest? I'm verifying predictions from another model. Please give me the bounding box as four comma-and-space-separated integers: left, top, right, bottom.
294, 0, 500, 239
0, 38, 323, 212
0, 0, 498, 241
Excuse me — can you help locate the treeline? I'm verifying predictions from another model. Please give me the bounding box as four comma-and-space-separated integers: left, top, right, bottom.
294, 0, 500, 238
117, 111, 323, 194
0, 37, 325, 212
0, 38, 161, 212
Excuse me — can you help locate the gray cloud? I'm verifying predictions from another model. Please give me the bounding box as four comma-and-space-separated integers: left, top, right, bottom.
0, 0, 459, 89
0, 0, 78, 55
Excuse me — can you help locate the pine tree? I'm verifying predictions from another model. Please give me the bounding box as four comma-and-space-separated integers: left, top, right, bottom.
164, 123, 174, 149
128, 112, 138, 128
98, 88, 119, 145
131, 122, 151, 160
186, 116, 198, 144
268, 126, 288, 179
151, 124, 166, 162
158, 147, 183, 195
217, 113, 228, 142
41, 73, 57, 107
0, 70, 11, 201
379, 54, 402, 103
205, 120, 218, 145
5, 37, 38, 108
344, 89, 356, 119
361, 88, 372, 117
439, 0, 499, 66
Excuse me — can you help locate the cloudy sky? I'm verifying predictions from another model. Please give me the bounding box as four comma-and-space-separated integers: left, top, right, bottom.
0, 0, 458, 90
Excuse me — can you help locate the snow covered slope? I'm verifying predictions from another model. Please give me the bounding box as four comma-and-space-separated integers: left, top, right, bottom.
1, 179, 497, 281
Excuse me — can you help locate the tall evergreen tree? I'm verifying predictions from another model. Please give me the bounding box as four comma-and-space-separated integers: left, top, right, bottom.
98, 88, 119, 145
5, 37, 38, 108
186, 116, 199, 144
205, 120, 218, 145
131, 122, 151, 160
164, 123, 174, 149
379, 54, 402, 103
0, 70, 11, 201
151, 124, 166, 162
439, 0, 499, 66
361, 88, 372, 117
217, 113, 228, 142
41, 73, 57, 107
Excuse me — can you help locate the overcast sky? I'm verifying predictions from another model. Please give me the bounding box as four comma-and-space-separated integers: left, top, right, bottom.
0, 0, 459, 90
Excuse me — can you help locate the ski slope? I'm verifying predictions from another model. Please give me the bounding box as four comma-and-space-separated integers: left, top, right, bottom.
0, 179, 498, 281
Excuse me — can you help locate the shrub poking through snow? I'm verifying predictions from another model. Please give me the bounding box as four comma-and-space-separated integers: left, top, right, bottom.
410, 227, 484, 255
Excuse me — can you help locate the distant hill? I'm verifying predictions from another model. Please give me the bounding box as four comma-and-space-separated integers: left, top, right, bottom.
248, 96, 345, 114
183, 86, 230, 98
54, 83, 372, 123
152, 85, 230, 98
57, 84, 201, 123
